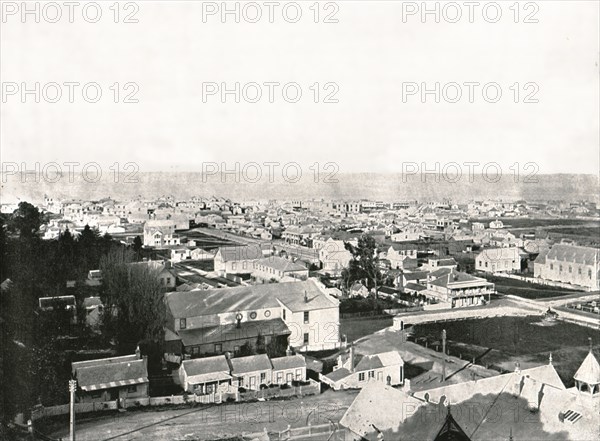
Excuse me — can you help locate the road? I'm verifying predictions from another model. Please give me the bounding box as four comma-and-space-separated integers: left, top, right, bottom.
50, 390, 358, 441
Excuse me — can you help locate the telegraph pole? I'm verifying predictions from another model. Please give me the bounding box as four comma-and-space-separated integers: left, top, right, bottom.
441, 329, 447, 382
69, 379, 77, 441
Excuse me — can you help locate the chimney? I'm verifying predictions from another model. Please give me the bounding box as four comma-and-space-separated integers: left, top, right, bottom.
441, 329, 447, 382
513, 362, 523, 397
548, 352, 553, 366
135, 345, 141, 359
286, 346, 293, 356
304, 290, 308, 303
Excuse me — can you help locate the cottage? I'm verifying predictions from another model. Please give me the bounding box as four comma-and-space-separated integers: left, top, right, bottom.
271, 355, 307, 384
72, 351, 149, 403
230, 354, 273, 390
320, 347, 404, 390
178, 355, 233, 394
252, 256, 308, 282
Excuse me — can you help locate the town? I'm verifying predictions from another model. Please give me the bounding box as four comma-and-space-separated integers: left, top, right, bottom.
1, 194, 599, 441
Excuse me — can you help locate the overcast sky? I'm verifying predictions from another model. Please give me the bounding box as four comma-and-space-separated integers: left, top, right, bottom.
1, 0, 599, 177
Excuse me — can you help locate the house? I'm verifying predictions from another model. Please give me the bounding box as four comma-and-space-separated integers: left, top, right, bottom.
143, 220, 181, 248
213, 244, 264, 276
534, 244, 600, 291
476, 247, 522, 273
391, 229, 421, 242
318, 239, 353, 275
130, 260, 177, 289
170, 247, 191, 262
271, 355, 307, 384
349, 282, 370, 298
252, 256, 309, 282
339, 357, 599, 441
82, 296, 103, 329
230, 354, 273, 390
72, 351, 149, 403
424, 257, 458, 271
320, 347, 404, 391
400, 271, 429, 289
424, 269, 495, 308
489, 219, 504, 229
387, 244, 418, 270
164, 279, 341, 356
178, 355, 233, 395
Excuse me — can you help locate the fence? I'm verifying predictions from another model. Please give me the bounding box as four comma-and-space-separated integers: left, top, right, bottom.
30, 380, 320, 422
492, 272, 590, 291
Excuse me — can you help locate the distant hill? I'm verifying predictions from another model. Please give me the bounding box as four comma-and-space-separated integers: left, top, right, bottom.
2, 172, 598, 204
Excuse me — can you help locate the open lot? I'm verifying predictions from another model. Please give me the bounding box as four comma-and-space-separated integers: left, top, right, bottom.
411, 316, 599, 387
339, 316, 393, 343
480, 274, 583, 299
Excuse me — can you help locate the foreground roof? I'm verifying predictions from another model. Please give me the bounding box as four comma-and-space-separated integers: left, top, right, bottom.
73, 355, 148, 391
574, 351, 600, 385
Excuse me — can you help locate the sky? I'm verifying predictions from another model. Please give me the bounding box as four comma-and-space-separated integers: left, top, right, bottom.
1, 0, 599, 180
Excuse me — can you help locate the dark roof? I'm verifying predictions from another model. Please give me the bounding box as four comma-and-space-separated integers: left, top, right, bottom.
433, 407, 472, 441
545, 244, 599, 265
255, 256, 307, 272
178, 318, 290, 347
405, 282, 427, 292
324, 367, 351, 382
73, 355, 148, 391
403, 271, 429, 281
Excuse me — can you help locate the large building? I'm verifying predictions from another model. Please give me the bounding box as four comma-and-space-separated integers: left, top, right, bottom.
213, 244, 265, 276
534, 244, 600, 291
340, 354, 600, 440
424, 269, 495, 308
164, 279, 341, 357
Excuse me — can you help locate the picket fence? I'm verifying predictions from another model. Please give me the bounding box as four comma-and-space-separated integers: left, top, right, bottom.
30, 380, 320, 421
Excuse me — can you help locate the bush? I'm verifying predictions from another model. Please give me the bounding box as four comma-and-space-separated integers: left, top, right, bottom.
280, 384, 291, 390
238, 387, 246, 393
259, 384, 269, 390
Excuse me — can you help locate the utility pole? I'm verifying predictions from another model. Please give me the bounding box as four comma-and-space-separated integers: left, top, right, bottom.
69, 379, 77, 441
441, 329, 447, 382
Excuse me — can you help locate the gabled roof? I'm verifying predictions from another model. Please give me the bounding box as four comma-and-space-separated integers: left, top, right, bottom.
73, 355, 148, 391
429, 270, 491, 289
255, 256, 307, 273
354, 351, 403, 372
434, 408, 471, 441
178, 318, 290, 346
574, 351, 600, 385
545, 244, 600, 265
271, 355, 306, 371
165, 280, 337, 319
217, 245, 263, 262
181, 355, 231, 384
230, 354, 272, 374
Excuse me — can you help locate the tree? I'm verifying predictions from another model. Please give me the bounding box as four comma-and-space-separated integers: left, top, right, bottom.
10, 201, 43, 238
256, 332, 266, 354
133, 235, 143, 255
344, 234, 384, 309
99, 248, 166, 353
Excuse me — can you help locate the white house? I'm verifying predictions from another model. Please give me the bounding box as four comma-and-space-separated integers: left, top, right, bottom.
178, 355, 233, 395
320, 348, 404, 390
143, 220, 181, 248
214, 245, 264, 276
252, 256, 309, 282
476, 247, 521, 273
230, 354, 273, 390
271, 355, 307, 384
387, 244, 418, 270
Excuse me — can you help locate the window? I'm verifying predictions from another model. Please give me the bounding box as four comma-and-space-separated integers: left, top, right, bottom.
589, 269, 592, 279
127, 385, 137, 393
283, 309, 286, 320
358, 372, 365, 381
167, 277, 171, 285
180, 318, 187, 330
578, 268, 582, 275
250, 311, 257, 319
479, 261, 482, 267
260, 372, 266, 382
559, 265, 563, 272
304, 311, 309, 324
485, 262, 488, 268
303, 333, 309, 345
192, 346, 199, 356
234, 345, 240, 354
369, 371, 375, 379
232, 263, 237, 271
550, 263, 554, 270
569, 266, 572, 273
295, 369, 302, 380
214, 344, 222, 353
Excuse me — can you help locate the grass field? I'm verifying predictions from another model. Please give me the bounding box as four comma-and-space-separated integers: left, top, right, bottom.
479, 273, 582, 299
412, 316, 599, 387
340, 316, 393, 343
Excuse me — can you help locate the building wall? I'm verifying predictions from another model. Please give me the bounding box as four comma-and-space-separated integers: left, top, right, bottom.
285, 306, 340, 352
272, 366, 306, 384
534, 259, 599, 290
235, 369, 272, 390
78, 383, 149, 403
